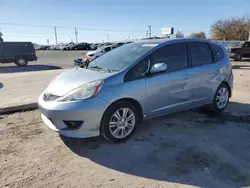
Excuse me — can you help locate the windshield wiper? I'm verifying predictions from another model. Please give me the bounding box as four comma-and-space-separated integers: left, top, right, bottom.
88, 66, 114, 73
88, 65, 103, 70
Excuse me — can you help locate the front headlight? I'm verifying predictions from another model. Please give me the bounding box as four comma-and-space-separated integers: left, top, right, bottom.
58, 80, 103, 102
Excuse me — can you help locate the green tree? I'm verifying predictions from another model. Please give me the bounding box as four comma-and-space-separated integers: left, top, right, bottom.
190, 32, 206, 39
176, 31, 184, 38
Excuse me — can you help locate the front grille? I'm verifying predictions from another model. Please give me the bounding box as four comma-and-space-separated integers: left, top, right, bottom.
43, 93, 60, 101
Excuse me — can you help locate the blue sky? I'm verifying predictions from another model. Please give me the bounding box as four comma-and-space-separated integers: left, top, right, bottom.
0, 0, 249, 44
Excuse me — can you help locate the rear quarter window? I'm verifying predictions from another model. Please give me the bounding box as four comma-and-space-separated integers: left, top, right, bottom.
209, 43, 225, 62
3, 43, 34, 53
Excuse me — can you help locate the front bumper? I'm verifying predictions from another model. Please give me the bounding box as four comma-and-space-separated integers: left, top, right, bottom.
38, 94, 109, 138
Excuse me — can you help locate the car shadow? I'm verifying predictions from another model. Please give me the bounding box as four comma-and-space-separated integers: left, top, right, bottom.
60, 105, 250, 187
0, 82, 3, 89
0, 65, 61, 73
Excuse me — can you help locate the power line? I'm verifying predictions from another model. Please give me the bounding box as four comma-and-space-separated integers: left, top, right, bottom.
0, 22, 145, 32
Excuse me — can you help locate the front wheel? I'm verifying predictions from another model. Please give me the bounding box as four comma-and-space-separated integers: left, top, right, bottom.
14, 57, 27, 66
210, 83, 230, 112
100, 101, 139, 143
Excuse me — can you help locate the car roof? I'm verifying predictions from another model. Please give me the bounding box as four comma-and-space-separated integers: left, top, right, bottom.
134, 38, 211, 45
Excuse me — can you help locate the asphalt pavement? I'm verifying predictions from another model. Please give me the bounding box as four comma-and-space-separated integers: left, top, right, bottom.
0, 50, 88, 71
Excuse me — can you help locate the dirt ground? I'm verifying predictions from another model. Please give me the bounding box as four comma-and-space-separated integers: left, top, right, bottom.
1, 109, 250, 188
1, 60, 250, 188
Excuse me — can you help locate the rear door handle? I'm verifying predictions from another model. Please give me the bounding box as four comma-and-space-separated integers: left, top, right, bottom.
182, 74, 190, 80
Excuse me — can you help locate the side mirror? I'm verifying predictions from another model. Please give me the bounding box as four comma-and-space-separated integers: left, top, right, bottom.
150, 63, 167, 74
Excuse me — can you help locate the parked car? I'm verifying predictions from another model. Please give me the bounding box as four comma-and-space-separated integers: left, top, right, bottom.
38, 45, 51, 50
70, 43, 91, 50
85, 45, 114, 61
111, 42, 126, 48
0, 42, 37, 66
227, 41, 250, 61
90, 43, 100, 50
38, 38, 233, 142
59, 42, 75, 51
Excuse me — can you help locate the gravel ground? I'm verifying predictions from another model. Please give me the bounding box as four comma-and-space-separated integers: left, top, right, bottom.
1, 110, 250, 188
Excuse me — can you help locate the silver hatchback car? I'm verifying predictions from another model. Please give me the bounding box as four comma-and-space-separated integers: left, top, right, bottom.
38, 38, 234, 142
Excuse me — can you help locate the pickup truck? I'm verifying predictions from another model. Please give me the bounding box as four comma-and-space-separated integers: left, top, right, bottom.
227, 41, 250, 61
0, 42, 37, 66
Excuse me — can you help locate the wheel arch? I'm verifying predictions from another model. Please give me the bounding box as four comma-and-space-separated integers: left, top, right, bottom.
102, 98, 144, 123
221, 81, 232, 98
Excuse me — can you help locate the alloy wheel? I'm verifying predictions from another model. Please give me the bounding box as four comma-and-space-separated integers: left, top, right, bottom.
109, 108, 136, 139
216, 87, 229, 109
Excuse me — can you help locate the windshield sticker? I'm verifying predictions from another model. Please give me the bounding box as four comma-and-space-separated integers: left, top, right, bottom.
142, 44, 158, 47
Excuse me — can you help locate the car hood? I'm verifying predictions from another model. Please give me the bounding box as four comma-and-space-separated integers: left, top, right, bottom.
45, 68, 115, 96
86, 51, 97, 55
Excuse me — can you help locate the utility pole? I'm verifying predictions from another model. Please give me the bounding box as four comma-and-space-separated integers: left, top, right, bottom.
107, 34, 109, 42
148, 25, 152, 38
75, 27, 78, 44
47, 39, 49, 45
54, 26, 58, 45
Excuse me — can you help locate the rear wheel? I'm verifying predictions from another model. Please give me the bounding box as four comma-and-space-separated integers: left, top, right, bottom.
100, 101, 139, 143
209, 83, 230, 112
14, 57, 27, 66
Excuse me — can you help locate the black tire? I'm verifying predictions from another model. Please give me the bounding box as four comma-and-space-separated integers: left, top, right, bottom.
209, 83, 230, 113
100, 101, 139, 143
14, 57, 28, 66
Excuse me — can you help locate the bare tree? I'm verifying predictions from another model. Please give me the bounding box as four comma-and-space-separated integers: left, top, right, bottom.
176, 31, 184, 38
211, 16, 250, 41
190, 32, 206, 39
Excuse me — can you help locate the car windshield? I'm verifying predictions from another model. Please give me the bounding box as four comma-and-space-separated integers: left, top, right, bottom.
88, 42, 156, 71
228, 42, 244, 48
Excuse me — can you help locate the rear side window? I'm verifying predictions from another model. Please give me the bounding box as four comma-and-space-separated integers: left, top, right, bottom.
189, 42, 213, 66
152, 43, 188, 73
244, 42, 250, 47
209, 43, 224, 62
3, 43, 34, 51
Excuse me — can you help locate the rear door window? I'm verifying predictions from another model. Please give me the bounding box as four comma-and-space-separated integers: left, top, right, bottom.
152, 43, 188, 73
189, 42, 213, 66
209, 43, 224, 62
